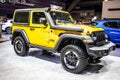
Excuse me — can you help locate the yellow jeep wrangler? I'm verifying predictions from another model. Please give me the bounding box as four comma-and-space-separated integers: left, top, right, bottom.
11, 8, 115, 73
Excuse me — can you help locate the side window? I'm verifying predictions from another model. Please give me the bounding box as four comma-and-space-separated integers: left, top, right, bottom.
104, 22, 108, 27
32, 12, 46, 24
14, 12, 29, 23
108, 22, 119, 28
118, 22, 120, 28
104, 22, 119, 28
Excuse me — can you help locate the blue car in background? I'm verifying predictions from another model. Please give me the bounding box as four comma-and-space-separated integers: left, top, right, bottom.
93, 20, 120, 45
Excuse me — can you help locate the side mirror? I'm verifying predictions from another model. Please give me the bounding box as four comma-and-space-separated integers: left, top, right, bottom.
10, 21, 12, 23
39, 18, 47, 25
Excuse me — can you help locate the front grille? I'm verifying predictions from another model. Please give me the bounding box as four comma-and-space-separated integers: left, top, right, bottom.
93, 31, 105, 46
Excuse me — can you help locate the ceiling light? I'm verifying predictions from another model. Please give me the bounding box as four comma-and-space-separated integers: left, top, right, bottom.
104, 0, 108, 1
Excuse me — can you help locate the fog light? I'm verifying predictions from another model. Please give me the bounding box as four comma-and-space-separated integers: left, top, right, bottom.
105, 39, 108, 42
103, 53, 108, 56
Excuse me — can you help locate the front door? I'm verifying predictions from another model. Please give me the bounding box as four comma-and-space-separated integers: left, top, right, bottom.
28, 11, 50, 47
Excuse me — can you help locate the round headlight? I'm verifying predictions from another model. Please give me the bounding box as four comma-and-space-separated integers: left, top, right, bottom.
90, 33, 97, 41
92, 36, 97, 41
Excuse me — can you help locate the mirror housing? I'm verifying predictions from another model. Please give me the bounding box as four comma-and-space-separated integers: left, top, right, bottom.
10, 21, 13, 23
39, 18, 47, 25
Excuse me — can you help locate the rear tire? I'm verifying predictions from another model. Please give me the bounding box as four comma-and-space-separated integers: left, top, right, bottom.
6, 27, 11, 34
61, 45, 89, 74
13, 36, 29, 56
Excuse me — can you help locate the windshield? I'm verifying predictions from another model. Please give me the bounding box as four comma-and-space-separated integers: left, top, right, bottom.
50, 11, 74, 25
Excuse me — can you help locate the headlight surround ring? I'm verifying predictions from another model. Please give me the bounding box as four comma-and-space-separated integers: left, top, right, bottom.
90, 33, 97, 41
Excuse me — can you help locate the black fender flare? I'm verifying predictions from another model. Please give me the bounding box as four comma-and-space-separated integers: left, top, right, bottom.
55, 34, 86, 51
11, 29, 29, 45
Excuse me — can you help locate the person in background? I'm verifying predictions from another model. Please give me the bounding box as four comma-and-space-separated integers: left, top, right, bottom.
0, 17, 3, 38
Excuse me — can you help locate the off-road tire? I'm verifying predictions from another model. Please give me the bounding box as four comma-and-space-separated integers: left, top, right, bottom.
6, 27, 11, 34
61, 45, 89, 74
13, 36, 29, 56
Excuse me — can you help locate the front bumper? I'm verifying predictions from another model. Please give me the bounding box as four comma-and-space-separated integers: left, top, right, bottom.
87, 42, 115, 58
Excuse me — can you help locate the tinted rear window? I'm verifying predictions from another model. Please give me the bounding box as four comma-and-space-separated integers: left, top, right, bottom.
14, 12, 29, 23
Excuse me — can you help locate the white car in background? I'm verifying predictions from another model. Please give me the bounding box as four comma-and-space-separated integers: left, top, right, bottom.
2, 19, 12, 34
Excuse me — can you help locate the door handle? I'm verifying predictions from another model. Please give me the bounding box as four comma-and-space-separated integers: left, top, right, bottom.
30, 27, 35, 31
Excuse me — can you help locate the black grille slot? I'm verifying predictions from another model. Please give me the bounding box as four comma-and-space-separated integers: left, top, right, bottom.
94, 31, 105, 46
